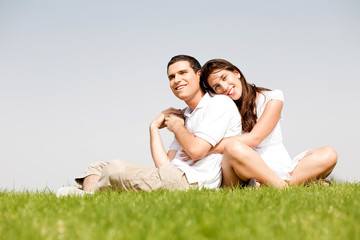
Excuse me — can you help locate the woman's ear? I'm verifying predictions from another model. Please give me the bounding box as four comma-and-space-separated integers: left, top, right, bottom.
234, 70, 241, 79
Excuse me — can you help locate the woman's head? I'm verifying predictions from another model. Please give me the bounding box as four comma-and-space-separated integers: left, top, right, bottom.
200, 59, 269, 133
200, 59, 246, 101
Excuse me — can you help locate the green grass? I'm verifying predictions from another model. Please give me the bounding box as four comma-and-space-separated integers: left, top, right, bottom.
0, 183, 359, 240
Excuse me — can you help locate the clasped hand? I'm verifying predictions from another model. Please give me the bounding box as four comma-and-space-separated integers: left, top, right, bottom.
152, 108, 207, 165
151, 107, 185, 132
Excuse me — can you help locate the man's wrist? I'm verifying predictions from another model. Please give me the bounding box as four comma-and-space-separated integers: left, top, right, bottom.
172, 123, 185, 134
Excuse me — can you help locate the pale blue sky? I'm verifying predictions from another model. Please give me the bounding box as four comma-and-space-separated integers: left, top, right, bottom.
1, 0, 359, 190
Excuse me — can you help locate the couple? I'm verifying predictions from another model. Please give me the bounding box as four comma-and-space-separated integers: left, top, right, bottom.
57, 55, 337, 196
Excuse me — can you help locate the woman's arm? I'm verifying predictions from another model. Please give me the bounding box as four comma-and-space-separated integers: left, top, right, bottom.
211, 99, 283, 153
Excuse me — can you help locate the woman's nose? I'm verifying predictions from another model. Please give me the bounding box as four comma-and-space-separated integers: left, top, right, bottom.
219, 82, 228, 93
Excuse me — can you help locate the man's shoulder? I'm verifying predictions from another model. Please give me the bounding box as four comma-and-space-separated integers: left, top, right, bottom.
208, 94, 236, 107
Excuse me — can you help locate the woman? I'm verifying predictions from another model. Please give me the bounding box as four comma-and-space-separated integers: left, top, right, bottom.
199, 59, 337, 188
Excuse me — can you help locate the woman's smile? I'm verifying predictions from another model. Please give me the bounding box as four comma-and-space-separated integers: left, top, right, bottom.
207, 69, 242, 101
227, 86, 235, 96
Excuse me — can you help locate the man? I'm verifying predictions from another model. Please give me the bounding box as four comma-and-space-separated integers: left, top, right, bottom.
56, 55, 241, 196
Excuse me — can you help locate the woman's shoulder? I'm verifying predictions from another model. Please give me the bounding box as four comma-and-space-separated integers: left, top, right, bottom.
256, 89, 285, 121
260, 89, 284, 103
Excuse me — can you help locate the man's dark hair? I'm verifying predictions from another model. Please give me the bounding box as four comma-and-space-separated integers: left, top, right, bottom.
167, 55, 201, 73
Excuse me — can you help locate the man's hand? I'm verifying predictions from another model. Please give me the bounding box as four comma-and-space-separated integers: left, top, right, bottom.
150, 108, 182, 129
179, 150, 199, 166
165, 114, 185, 132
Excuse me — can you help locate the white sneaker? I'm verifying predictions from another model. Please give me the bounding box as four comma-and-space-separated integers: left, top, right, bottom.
56, 187, 93, 197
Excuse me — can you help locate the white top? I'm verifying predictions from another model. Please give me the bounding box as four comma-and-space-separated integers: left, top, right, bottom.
254, 90, 303, 180
170, 93, 242, 189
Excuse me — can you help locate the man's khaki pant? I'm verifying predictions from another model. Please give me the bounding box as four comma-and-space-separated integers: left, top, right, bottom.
75, 159, 191, 192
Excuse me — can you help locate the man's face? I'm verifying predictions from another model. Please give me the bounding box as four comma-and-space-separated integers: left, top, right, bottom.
167, 61, 201, 101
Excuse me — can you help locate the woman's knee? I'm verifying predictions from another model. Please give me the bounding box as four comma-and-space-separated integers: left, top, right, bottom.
224, 140, 251, 164
316, 146, 338, 168
324, 146, 338, 166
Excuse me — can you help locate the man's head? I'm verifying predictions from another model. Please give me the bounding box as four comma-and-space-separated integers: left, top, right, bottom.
167, 55, 201, 74
167, 55, 203, 103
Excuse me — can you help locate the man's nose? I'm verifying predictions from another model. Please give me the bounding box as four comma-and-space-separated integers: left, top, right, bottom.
175, 74, 182, 82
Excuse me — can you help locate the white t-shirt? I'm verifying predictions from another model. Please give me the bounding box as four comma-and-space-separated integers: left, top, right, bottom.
169, 93, 242, 189
254, 89, 301, 180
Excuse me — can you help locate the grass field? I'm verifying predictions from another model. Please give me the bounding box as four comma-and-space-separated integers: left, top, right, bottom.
0, 183, 359, 240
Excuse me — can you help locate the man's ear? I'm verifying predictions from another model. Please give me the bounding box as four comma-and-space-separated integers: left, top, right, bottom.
197, 70, 202, 77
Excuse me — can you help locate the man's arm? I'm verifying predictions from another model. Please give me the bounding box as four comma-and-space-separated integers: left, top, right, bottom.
150, 108, 182, 167
165, 95, 241, 161
165, 114, 212, 160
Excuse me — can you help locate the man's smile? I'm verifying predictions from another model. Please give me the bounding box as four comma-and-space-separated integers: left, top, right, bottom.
175, 84, 187, 90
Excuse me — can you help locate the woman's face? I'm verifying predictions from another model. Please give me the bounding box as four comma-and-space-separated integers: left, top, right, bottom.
207, 69, 242, 100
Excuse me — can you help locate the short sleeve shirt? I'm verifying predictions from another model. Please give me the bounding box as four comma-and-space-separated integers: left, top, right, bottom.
169, 93, 242, 189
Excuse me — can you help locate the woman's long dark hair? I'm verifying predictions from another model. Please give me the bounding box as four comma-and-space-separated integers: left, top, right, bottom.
200, 59, 269, 133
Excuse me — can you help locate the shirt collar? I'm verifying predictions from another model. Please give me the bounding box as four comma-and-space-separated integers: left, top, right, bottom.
184, 92, 212, 118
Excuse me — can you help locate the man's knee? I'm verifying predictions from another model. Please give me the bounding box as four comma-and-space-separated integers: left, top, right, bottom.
103, 160, 128, 183
94, 160, 128, 192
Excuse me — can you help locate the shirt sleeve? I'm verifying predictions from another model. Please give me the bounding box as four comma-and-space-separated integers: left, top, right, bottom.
194, 95, 241, 147
265, 89, 284, 121
267, 89, 284, 102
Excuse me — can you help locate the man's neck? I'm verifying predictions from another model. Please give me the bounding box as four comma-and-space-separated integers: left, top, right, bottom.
185, 90, 205, 111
